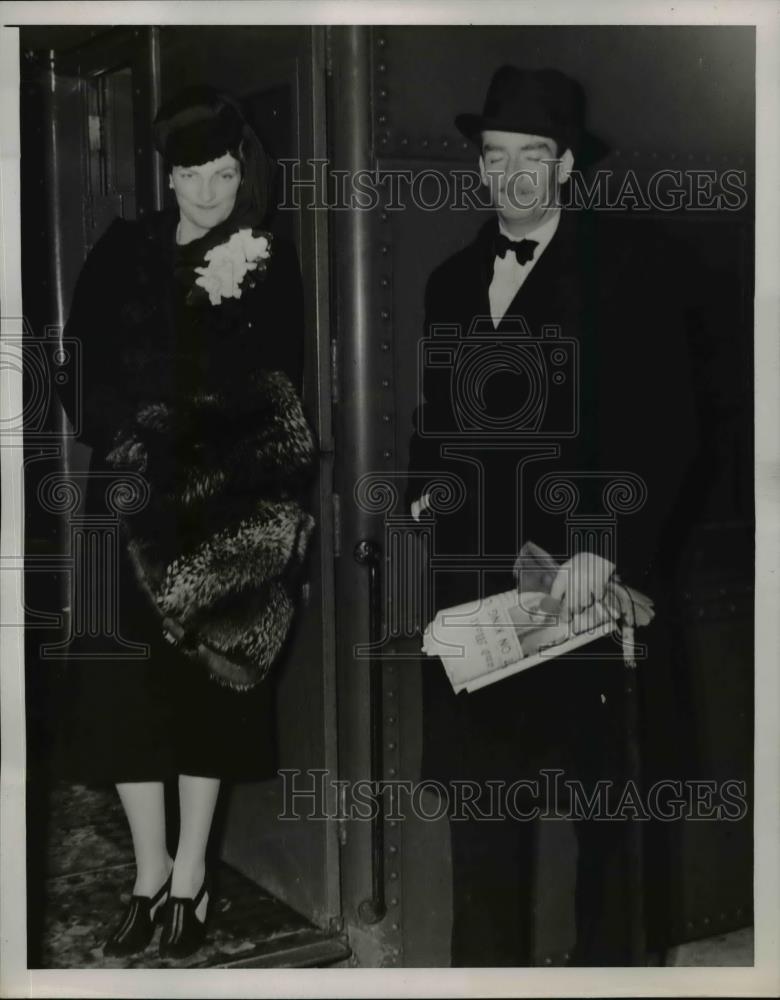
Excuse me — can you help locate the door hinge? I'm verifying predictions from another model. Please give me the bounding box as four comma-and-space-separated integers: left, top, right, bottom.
332, 492, 341, 558
337, 781, 348, 846
330, 337, 339, 405
88, 114, 102, 153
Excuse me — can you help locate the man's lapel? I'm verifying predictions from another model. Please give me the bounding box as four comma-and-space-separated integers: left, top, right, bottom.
471, 218, 498, 325
495, 210, 582, 332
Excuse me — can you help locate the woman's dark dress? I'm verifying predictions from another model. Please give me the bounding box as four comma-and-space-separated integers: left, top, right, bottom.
54, 209, 306, 784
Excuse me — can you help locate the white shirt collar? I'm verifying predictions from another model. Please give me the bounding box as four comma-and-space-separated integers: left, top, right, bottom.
497, 210, 561, 260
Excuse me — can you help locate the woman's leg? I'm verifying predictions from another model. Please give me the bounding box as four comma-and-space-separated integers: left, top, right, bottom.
116, 781, 173, 904
172, 774, 221, 921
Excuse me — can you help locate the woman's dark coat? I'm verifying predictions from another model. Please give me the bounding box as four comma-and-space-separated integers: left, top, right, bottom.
53, 208, 312, 781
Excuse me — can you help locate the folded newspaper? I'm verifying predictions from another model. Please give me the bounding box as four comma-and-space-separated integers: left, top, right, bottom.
422, 542, 654, 694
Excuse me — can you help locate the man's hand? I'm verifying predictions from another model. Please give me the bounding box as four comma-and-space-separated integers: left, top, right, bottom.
549, 552, 615, 621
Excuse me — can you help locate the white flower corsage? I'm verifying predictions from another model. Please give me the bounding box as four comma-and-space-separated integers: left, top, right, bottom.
193, 229, 273, 306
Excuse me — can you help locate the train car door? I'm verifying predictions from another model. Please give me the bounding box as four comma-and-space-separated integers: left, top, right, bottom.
22, 24, 341, 942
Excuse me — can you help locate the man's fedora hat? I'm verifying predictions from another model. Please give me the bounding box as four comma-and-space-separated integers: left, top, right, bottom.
456, 65, 609, 166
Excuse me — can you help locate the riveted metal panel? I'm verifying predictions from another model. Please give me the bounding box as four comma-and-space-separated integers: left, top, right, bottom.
330, 25, 408, 967
371, 25, 754, 187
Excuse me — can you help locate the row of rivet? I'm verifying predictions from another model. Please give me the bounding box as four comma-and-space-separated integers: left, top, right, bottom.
376, 129, 748, 165
377, 131, 471, 153
537, 905, 748, 964
373, 72, 402, 960
373, 31, 389, 167
383, 652, 402, 958
372, 39, 748, 167
689, 907, 747, 926
376, 197, 394, 461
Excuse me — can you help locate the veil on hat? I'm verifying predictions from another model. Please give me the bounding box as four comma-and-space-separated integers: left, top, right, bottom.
153, 85, 275, 254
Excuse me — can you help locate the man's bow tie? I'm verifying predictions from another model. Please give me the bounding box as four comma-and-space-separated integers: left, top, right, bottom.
494, 233, 538, 265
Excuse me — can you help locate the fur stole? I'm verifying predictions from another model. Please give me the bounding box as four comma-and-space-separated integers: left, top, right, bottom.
105, 368, 316, 690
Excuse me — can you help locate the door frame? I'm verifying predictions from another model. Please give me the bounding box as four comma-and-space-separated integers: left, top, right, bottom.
29, 23, 342, 932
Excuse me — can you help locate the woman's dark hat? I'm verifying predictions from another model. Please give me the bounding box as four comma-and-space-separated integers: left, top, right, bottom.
152, 85, 275, 227
455, 66, 609, 167
152, 85, 247, 167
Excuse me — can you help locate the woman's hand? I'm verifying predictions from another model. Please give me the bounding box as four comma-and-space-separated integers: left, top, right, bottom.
549, 552, 615, 621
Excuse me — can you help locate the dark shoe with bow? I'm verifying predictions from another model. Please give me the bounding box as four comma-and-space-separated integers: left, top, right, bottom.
103, 873, 172, 957
158, 879, 209, 959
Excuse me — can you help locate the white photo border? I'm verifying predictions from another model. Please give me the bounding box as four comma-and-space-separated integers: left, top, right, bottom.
1, 2, 778, 997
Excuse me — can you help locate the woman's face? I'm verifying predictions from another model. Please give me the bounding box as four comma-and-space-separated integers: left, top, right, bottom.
170, 152, 241, 239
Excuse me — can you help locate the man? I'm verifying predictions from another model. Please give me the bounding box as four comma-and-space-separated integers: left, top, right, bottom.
406, 66, 711, 965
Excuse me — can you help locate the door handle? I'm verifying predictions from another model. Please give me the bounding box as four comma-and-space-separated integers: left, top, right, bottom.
353, 539, 387, 924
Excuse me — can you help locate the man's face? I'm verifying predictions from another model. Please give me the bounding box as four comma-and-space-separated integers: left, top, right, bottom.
170, 153, 241, 237
479, 130, 573, 227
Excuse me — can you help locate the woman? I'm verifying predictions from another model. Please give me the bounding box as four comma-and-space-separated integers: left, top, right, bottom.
55, 87, 315, 960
